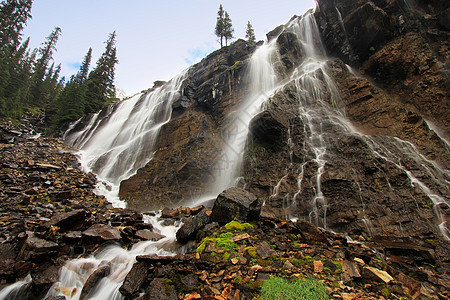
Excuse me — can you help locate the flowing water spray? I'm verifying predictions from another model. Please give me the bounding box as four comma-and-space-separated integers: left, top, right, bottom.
206, 37, 281, 198
44, 214, 181, 300
64, 70, 189, 207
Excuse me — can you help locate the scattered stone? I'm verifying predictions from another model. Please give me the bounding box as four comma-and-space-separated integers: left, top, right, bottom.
255, 241, 277, 259
341, 261, 361, 282
362, 266, 393, 284
145, 278, 177, 300
82, 224, 121, 244
313, 260, 324, 273
50, 209, 85, 231
181, 274, 198, 289
135, 229, 165, 241
230, 233, 250, 242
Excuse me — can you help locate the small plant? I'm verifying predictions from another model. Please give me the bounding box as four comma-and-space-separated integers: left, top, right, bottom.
260, 276, 329, 300
225, 220, 253, 231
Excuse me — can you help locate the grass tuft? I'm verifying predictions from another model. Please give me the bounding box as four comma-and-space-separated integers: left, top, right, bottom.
260, 276, 329, 300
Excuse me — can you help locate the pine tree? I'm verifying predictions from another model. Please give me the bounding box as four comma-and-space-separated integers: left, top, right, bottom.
29, 27, 61, 105
0, 0, 33, 52
84, 31, 118, 114
215, 4, 225, 48
0, 0, 33, 117
245, 21, 256, 45
74, 48, 92, 85
52, 48, 93, 128
223, 11, 234, 47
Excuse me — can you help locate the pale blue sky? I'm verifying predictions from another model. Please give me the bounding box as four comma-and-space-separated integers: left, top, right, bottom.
23, 0, 316, 95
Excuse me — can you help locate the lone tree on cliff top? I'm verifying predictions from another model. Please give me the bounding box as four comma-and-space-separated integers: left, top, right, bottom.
215, 4, 234, 48
245, 21, 256, 45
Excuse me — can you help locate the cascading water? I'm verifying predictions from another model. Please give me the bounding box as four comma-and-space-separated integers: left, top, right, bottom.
63, 70, 189, 207
207, 37, 281, 197
259, 11, 449, 238
44, 214, 181, 300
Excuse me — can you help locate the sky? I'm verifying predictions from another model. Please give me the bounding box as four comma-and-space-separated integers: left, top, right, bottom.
22, 0, 317, 96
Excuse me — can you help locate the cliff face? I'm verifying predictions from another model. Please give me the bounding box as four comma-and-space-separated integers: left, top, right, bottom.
117, 0, 448, 256
119, 40, 256, 210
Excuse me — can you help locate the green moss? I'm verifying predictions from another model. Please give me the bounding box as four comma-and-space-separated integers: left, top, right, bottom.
196, 231, 238, 254
291, 258, 307, 266
162, 278, 174, 295
223, 252, 231, 261
374, 178, 383, 190
369, 46, 375, 52
304, 255, 314, 264
244, 246, 257, 258
233, 276, 243, 284
425, 239, 439, 246
381, 287, 391, 298
225, 220, 253, 231
332, 261, 342, 271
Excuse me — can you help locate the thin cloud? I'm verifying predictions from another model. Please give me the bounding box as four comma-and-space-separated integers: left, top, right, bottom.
184, 45, 216, 65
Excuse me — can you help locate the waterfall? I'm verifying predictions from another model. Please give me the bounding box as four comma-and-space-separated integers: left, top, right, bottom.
63, 70, 189, 207
258, 11, 449, 237
206, 37, 281, 197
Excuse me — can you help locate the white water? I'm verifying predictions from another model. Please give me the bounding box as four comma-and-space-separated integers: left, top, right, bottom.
207, 37, 281, 197
0, 275, 31, 300
44, 214, 181, 300
64, 70, 189, 207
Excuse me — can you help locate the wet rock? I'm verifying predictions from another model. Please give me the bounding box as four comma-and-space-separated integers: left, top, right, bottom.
82, 224, 121, 244
294, 219, 328, 244
63, 231, 82, 244
144, 278, 177, 300
176, 209, 210, 242
135, 229, 165, 241
210, 187, 261, 224
254, 241, 277, 259
45, 296, 66, 300
181, 274, 198, 290
50, 209, 85, 231
119, 261, 148, 297
341, 261, 362, 283
79, 265, 111, 300
249, 110, 289, 150
17, 231, 59, 262
30, 263, 60, 299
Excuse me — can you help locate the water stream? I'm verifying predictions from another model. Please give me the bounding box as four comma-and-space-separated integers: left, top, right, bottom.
43, 215, 181, 300
63, 70, 189, 208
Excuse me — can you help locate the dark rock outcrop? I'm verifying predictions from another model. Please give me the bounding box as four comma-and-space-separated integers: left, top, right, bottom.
210, 187, 261, 224
176, 209, 210, 242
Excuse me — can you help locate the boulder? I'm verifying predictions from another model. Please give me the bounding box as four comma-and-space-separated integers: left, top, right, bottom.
82, 224, 121, 244
50, 209, 85, 231
119, 261, 148, 297
210, 187, 261, 224
176, 209, 210, 242
79, 265, 111, 300
295, 219, 328, 244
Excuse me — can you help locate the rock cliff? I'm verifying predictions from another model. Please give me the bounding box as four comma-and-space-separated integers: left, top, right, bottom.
81, 0, 449, 260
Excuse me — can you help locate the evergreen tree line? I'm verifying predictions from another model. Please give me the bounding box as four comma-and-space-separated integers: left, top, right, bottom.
0, 0, 118, 131
215, 4, 256, 48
